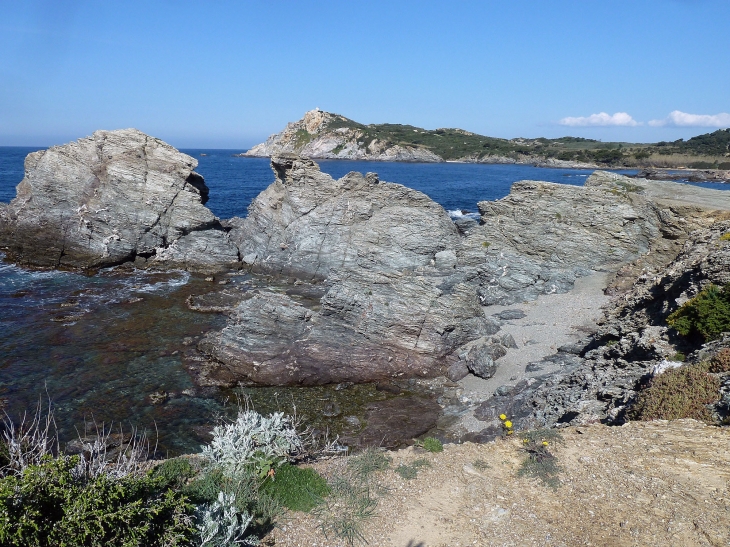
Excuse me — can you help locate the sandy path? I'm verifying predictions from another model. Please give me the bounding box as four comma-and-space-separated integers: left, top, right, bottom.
271, 419, 730, 547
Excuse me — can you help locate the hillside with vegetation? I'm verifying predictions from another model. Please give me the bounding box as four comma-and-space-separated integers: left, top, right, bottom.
244, 109, 730, 170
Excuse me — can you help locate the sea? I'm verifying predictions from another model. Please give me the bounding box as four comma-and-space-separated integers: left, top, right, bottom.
0, 147, 727, 455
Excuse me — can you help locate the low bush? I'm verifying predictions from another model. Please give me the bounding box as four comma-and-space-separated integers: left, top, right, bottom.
667, 284, 730, 341
0, 455, 195, 547
153, 457, 197, 490
629, 364, 721, 422
394, 458, 430, 480
201, 410, 303, 478
418, 437, 443, 453
346, 447, 391, 481
261, 462, 330, 512
312, 448, 392, 546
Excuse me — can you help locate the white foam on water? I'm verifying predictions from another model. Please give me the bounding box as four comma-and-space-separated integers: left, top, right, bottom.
448, 209, 480, 220
129, 271, 191, 294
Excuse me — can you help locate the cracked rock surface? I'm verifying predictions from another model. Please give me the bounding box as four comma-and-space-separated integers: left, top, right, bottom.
0, 129, 238, 271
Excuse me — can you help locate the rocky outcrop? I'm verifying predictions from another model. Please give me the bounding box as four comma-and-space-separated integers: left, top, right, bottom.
637, 168, 730, 183
196, 155, 498, 386
229, 155, 459, 280
516, 220, 730, 428
450, 171, 730, 306
244, 109, 442, 162
0, 129, 239, 272
199, 269, 495, 386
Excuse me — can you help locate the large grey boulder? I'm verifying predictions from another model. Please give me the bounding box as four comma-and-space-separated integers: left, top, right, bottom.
0, 129, 239, 272
229, 155, 459, 280
475, 177, 658, 269
199, 245, 496, 386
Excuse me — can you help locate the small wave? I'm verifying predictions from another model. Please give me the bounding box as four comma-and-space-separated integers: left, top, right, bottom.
448, 209, 480, 220
128, 271, 191, 294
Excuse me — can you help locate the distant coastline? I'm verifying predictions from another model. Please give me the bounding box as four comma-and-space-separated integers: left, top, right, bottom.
240, 108, 730, 176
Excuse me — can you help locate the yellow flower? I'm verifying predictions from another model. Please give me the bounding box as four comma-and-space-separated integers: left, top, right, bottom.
499, 414, 507, 421
542, 441, 549, 446
506, 430, 513, 435
504, 420, 513, 428
523, 439, 529, 443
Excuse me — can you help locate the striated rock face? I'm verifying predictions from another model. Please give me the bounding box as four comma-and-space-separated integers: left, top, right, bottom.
244, 109, 443, 162
0, 129, 239, 272
475, 176, 658, 269
514, 220, 730, 428
229, 155, 459, 280
450, 171, 730, 306
198, 155, 496, 386
199, 271, 495, 385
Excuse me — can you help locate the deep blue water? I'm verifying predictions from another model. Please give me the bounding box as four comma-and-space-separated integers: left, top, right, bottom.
4, 146, 729, 217
181, 150, 632, 218
1, 146, 728, 454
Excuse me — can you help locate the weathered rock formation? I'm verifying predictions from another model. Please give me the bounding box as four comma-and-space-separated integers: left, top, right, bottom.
228, 155, 459, 280
451, 171, 730, 306
198, 156, 497, 385
516, 220, 730, 428
0, 129, 239, 272
637, 168, 730, 183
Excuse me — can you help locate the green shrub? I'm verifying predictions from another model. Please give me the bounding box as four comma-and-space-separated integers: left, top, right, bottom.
472, 459, 490, 470
312, 448, 391, 546
346, 448, 391, 481
0, 455, 195, 547
688, 161, 717, 169
629, 365, 721, 422
152, 457, 197, 490
183, 466, 281, 542
667, 284, 730, 341
418, 437, 443, 453
313, 475, 377, 547
201, 410, 303, 478
260, 463, 330, 512
516, 446, 561, 489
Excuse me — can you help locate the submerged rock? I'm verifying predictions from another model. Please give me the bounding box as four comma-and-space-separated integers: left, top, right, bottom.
340, 396, 441, 449
0, 129, 239, 272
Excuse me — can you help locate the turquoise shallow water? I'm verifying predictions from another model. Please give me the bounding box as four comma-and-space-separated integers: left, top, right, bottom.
1, 147, 728, 454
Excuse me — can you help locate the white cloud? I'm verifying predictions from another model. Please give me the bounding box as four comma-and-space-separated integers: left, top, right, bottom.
559, 112, 639, 127
649, 110, 730, 128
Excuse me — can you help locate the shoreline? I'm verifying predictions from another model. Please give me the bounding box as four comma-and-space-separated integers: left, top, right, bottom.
237, 152, 730, 180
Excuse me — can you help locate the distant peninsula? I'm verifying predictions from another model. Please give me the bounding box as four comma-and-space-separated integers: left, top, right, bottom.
243, 108, 730, 173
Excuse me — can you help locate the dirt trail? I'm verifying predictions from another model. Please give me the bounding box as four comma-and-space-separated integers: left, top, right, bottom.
272, 419, 730, 547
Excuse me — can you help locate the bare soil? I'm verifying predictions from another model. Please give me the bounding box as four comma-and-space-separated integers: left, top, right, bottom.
270, 419, 730, 547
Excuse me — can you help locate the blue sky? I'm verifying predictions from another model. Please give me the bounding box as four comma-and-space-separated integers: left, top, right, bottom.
1, 0, 728, 148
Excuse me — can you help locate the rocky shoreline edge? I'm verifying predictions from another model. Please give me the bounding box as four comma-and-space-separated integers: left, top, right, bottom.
2, 129, 730, 450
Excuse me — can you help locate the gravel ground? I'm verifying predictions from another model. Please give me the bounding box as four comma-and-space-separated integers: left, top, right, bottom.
451, 271, 611, 435
270, 419, 730, 547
